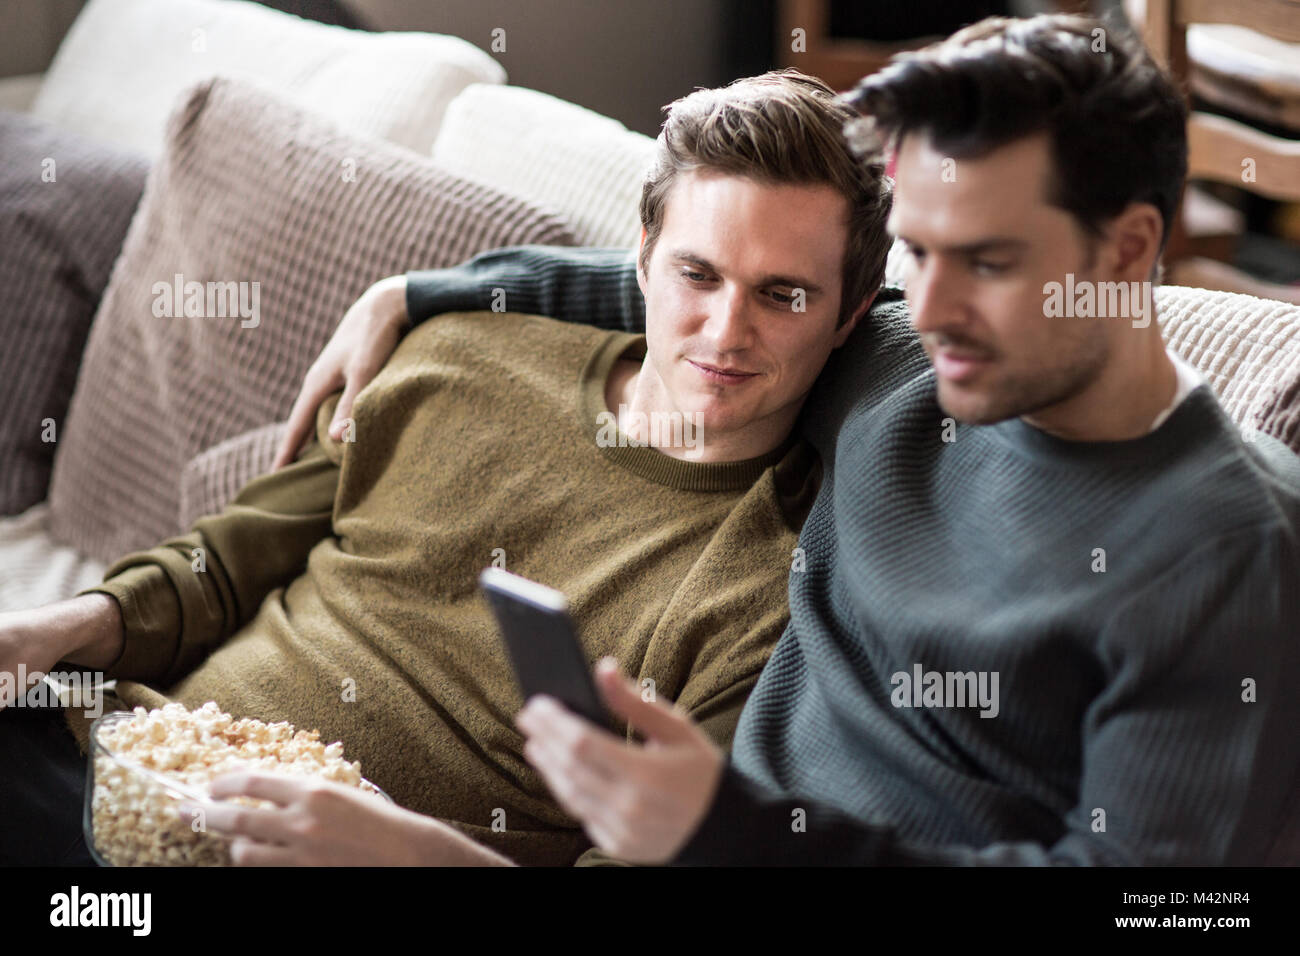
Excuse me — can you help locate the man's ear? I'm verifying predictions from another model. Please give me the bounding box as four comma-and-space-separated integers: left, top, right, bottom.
832, 289, 876, 348
1105, 201, 1162, 283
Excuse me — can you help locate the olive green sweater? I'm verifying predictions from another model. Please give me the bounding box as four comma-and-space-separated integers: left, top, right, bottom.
68, 311, 815, 866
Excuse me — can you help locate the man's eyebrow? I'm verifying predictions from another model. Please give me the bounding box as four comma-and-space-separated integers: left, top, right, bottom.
895, 235, 1030, 256
669, 250, 824, 294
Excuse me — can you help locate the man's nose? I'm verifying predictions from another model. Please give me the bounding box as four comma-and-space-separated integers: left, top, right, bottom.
703, 282, 754, 352
908, 257, 964, 336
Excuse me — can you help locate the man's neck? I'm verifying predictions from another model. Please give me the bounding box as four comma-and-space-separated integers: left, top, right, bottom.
1020, 330, 1179, 442
605, 358, 797, 463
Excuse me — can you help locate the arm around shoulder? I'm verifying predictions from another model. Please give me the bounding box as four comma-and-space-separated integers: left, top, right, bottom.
405, 246, 643, 333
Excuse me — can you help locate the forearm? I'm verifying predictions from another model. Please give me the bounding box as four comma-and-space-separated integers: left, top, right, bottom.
33, 593, 125, 671
405, 245, 643, 334
415, 819, 518, 867
73, 417, 342, 685
365, 273, 408, 331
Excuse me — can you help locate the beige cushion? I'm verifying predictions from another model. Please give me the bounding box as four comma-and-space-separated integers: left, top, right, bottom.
46, 76, 575, 564
31, 0, 504, 158
432, 84, 657, 248
1158, 286, 1300, 449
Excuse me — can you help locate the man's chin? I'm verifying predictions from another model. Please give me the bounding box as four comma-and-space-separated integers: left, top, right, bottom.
934, 383, 1019, 426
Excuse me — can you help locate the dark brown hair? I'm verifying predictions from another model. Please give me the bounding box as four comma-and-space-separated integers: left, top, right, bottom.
639, 69, 893, 327
843, 14, 1188, 257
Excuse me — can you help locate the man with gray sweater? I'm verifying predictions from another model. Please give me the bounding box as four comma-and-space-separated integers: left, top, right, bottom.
509, 14, 1300, 868
262, 15, 1298, 866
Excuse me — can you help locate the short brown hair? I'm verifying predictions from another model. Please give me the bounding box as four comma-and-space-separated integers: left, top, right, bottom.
638, 69, 892, 327
843, 14, 1188, 257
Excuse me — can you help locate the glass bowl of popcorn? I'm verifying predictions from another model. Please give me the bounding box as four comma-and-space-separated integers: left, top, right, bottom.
84, 702, 391, 866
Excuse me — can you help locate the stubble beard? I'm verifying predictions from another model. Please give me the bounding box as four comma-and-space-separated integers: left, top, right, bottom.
934, 336, 1110, 426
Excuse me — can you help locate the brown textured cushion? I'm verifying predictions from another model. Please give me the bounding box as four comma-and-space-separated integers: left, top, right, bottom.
0, 111, 148, 515
47, 77, 575, 562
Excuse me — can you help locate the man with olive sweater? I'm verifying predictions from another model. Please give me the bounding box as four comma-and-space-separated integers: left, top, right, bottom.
0, 70, 886, 866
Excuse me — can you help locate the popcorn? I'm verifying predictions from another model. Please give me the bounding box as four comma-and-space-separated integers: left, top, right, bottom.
88, 701, 380, 866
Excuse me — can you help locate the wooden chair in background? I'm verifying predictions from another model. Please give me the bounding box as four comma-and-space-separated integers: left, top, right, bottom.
1141, 0, 1300, 303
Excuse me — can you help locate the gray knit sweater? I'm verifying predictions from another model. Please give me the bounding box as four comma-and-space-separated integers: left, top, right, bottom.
406, 247, 1300, 866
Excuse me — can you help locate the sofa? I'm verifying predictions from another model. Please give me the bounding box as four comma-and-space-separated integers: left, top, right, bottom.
2, 0, 1299, 619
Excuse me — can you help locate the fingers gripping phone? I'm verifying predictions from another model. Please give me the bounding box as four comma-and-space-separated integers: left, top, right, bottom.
479, 567, 608, 726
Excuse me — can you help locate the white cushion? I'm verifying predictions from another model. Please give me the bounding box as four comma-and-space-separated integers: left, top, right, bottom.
0, 502, 105, 613
31, 0, 504, 159
1157, 286, 1300, 430
432, 84, 656, 248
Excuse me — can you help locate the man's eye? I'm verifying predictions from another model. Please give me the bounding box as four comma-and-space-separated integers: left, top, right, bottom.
768, 289, 796, 305
682, 270, 709, 282
972, 260, 1010, 276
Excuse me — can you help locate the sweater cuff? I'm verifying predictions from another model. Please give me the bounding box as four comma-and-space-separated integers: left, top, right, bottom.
404, 268, 486, 330
671, 759, 777, 866
670, 759, 900, 866
73, 564, 182, 683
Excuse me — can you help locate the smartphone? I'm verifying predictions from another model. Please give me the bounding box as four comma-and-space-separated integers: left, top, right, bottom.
479, 567, 607, 725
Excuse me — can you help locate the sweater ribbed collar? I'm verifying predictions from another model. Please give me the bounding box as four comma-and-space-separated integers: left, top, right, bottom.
578, 331, 797, 492
987, 383, 1225, 467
